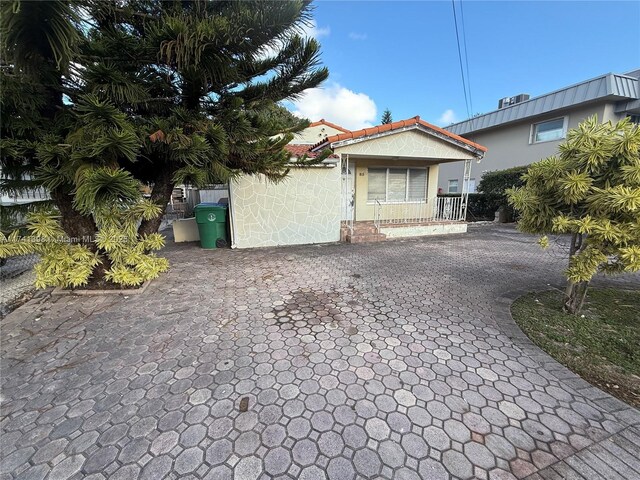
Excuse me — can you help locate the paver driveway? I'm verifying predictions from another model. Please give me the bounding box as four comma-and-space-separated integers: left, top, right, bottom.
1, 225, 639, 480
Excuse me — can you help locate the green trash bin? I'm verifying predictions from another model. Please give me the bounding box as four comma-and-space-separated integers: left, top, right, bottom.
194, 203, 228, 249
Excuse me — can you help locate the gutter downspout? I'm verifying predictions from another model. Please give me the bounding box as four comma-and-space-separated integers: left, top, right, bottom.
228, 179, 238, 249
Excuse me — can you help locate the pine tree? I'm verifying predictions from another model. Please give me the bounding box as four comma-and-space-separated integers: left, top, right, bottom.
80, 0, 329, 235
1, 0, 330, 288
0, 1, 93, 236
381, 108, 392, 124
508, 116, 640, 314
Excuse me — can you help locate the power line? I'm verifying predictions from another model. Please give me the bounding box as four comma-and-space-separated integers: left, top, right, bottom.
451, 0, 471, 120
459, 0, 474, 120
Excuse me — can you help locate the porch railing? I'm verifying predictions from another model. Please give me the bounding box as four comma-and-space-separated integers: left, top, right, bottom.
374, 196, 466, 226
374, 200, 382, 231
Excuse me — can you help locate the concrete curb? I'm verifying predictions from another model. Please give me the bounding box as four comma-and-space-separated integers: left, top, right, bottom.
51, 280, 151, 296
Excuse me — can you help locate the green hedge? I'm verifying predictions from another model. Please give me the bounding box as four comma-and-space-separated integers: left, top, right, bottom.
477, 165, 529, 221
438, 165, 529, 222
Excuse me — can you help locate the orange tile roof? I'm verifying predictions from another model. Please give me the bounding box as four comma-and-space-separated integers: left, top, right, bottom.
285, 144, 338, 159
285, 144, 313, 157
310, 116, 487, 153
308, 119, 350, 133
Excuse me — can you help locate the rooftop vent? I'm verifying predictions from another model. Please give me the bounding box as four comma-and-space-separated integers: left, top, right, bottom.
498, 94, 530, 109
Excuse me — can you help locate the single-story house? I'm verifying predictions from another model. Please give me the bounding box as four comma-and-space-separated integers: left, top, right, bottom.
226, 117, 486, 248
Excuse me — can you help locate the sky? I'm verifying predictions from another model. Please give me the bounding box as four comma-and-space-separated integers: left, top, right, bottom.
286, 0, 640, 130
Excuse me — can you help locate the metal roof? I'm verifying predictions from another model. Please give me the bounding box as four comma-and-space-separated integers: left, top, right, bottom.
447, 72, 640, 135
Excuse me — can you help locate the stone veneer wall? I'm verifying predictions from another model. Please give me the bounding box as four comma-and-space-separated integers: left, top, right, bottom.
230, 166, 342, 248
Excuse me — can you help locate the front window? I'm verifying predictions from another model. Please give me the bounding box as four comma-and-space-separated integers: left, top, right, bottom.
448, 179, 459, 193
367, 168, 428, 202
531, 118, 565, 143
464, 178, 476, 193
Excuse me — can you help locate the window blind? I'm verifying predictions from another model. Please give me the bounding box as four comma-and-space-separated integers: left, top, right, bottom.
408, 169, 427, 201
367, 167, 428, 202
387, 169, 408, 201
367, 168, 386, 201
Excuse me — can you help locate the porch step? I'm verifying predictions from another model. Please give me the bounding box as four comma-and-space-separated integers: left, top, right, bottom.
342, 222, 387, 243
351, 226, 378, 234
346, 233, 387, 243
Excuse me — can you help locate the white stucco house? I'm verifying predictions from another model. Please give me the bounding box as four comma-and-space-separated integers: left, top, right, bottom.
227, 117, 487, 248
177, 118, 487, 248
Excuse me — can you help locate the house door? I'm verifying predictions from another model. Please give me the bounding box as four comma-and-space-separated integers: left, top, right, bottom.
341, 160, 355, 221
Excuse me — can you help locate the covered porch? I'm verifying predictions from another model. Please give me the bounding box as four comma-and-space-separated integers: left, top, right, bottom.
309, 116, 486, 243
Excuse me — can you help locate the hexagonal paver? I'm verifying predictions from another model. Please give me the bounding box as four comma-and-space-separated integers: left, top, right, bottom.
498, 401, 526, 421
485, 434, 517, 460
311, 410, 334, 432
423, 426, 450, 451
2, 224, 638, 480
343, 424, 368, 449
234, 456, 262, 480
262, 424, 287, 448
287, 417, 311, 440
300, 465, 328, 480
84, 446, 118, 474
47, 455, 85, 480
180, 424, 207, 447
445, 419, 472, 443
365, 417, 390, 441
464, 442, 496, 469
264, 447, 292, 475
235, 431, 261, 457
394, 389, 417, 407
140, 455, 172, 480
151, 431, 179, 455
353, 448, 382, 478
378, 440, 406, 468
318, 431, 344, 457
328, 457, 356, 480
175, 447, 204, 475
442, 449, 473, 479
419, 458, 450, 480
206, 439, 233, 466
293, 439, 319, 466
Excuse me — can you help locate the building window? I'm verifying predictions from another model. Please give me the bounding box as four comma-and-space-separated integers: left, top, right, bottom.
464, 178, 476, 193
368, 168, 428, 202
448, 179, 459, 194
531, 117, 566, 143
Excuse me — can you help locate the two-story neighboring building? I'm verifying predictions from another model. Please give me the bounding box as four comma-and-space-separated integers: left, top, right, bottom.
438, 69, 640, 193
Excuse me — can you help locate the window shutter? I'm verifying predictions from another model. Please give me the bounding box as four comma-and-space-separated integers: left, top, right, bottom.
408, 169, 427, 201
387, 168, 407, 201
368, 168, 386, 201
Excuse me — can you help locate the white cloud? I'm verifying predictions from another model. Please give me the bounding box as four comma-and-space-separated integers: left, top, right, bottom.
302, 20, 331, 39
290, 83, 377, 130
348, 32, 368, 41
258, 20, 330, 60
437, 109, 458, 126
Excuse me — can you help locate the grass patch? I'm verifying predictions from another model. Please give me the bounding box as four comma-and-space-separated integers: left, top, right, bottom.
511, 288, 640, 407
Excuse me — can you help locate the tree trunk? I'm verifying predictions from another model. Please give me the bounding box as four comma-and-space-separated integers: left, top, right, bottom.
138, 166, 174, 237
563, 232, 588, 315
564, 280, 589, 314
49, 187, 97, 242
